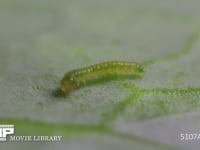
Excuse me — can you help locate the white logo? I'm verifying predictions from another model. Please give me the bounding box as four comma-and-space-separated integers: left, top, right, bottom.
0, 124, 62, 142
0, 125, 14, 141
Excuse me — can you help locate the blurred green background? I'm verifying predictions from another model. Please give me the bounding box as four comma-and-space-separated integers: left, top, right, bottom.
0, 0, 200, 150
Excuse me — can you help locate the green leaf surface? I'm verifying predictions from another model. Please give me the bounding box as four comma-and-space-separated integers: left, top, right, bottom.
0, 0, 200, 150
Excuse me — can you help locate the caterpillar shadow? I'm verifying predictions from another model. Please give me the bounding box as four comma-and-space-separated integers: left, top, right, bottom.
52, 74, 142, 98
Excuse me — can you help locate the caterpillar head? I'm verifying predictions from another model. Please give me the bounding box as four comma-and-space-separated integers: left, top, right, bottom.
60, 75, 77, 93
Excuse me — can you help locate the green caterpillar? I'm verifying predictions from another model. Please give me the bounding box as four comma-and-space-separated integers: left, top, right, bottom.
60, 61, 144, 93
